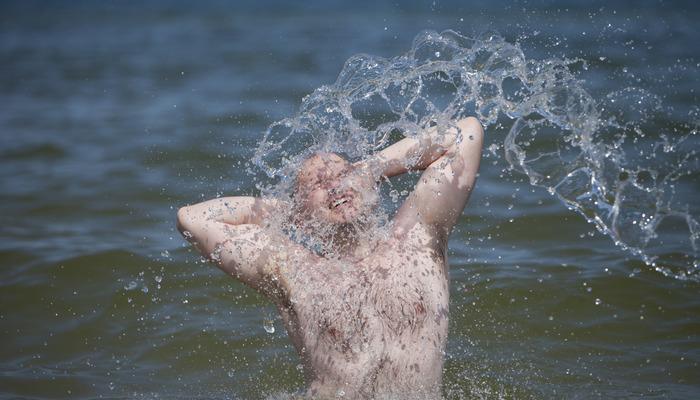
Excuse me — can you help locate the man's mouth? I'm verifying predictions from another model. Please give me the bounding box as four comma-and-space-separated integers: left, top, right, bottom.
330, 189, 356, 209
331, 197, 350, 209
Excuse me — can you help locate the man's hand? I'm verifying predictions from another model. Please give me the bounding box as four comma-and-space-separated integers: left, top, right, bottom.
354, 120, 463, 179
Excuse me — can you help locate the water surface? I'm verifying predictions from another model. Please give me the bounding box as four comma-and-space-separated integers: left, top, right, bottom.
1, 1, 699, 399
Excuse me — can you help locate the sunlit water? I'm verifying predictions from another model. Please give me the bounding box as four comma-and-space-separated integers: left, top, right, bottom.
1, 2, 699, 399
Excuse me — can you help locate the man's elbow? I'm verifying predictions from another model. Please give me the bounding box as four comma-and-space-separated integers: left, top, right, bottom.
176, 206, 193, 236
459, 117, 484, 144
457, 117, 483, 154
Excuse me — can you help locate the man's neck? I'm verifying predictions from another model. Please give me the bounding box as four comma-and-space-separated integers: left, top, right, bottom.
327, 221, 383, 261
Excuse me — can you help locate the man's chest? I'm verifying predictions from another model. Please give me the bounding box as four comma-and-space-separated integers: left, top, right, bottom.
290, 248, 450, 354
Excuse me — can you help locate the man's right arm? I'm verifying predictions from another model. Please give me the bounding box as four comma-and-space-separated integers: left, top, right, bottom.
177, 196, 275, 228
177, 197, 293, 297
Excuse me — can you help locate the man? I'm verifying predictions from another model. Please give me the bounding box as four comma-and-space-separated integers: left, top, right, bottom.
177, 117, 483, 398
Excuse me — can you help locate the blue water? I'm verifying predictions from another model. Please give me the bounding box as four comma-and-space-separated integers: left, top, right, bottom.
1, 1, 699, 399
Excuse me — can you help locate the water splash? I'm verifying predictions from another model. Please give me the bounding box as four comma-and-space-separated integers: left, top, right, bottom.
263, 314, 276, 334
252, 30, 699, 281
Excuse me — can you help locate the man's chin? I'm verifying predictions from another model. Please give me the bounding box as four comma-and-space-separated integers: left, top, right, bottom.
334, 205, 365, 223
338, 208, 376, 227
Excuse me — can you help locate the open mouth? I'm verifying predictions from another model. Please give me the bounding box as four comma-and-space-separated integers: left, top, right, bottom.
331, 197, 350, 209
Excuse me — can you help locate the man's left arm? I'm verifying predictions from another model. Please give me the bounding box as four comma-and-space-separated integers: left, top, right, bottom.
369, 117, 483, 238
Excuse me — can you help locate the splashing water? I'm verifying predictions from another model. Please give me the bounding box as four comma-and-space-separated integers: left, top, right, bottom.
252, 30, 699, 281
263, 314, 276, 334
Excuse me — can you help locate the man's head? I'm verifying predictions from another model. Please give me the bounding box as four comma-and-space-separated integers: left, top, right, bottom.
293, 152, 378, 228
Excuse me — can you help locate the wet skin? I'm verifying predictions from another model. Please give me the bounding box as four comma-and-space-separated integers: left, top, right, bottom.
177, 117, 484, 398
294, 153, 378, 227
276, 222, 450, 399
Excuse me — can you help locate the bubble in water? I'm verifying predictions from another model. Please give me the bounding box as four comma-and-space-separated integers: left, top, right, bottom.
252, 29, 699, 280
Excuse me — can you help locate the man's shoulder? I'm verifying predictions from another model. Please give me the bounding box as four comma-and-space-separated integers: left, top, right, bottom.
389, 218, 446, 250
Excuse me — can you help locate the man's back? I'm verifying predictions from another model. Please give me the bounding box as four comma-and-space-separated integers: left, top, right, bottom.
280, 222, 449, 399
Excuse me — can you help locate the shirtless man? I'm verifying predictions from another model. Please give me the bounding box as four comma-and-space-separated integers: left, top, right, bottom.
177, 117, 484, 399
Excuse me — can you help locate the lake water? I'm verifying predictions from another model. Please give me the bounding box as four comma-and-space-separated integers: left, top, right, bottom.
1, 1, 699, 399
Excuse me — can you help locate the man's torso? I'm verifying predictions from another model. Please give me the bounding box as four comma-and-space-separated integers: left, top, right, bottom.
278, 223, 450, 399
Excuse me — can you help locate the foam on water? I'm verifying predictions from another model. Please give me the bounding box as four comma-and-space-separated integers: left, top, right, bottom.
252, 30, 699, 281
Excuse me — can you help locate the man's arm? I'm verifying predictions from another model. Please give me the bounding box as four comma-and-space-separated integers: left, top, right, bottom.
176, 197, 294, 297
358, 117, 484, 238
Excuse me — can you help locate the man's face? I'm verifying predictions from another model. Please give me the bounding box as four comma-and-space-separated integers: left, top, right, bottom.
295, 153, 377, 226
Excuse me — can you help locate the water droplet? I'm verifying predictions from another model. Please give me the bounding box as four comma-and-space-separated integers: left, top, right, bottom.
263, 317, 275, 334
595, 298, 602, 306
434, 51, 441, 58
389, 189, 399, 202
